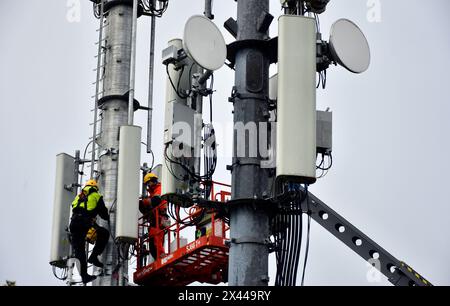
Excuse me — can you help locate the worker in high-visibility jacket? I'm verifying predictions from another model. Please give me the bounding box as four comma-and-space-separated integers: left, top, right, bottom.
70, 179, 109, 284
139, 173, 170, 260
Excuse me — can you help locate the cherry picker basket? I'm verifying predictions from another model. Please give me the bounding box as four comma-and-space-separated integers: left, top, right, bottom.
133, 181, 231, 286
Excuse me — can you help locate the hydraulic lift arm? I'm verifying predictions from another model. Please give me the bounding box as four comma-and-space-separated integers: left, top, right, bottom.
304, 192, 432, 286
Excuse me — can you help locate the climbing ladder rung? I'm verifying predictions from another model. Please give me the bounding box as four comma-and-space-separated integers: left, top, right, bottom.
91, 78, 105, 85
92, 77, 104, 85
93, 65, 106, 71
96, 25, 109, 32
91, 92, 104, 98
89, 120, 102, 126
95, 38, 107, 45
94, 47, 108, 56
88, 134, 102, 140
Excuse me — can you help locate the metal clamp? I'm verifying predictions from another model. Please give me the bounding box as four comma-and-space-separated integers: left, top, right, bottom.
90, 0, 145, 17
231, 236, 272, 246
226, 38, 278, 68
228, 87, 269, 103
64, 184, 76, 192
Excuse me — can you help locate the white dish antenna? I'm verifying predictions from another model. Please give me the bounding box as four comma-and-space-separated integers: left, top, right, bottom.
183, 15, 227, 71
329, 19, 370, 74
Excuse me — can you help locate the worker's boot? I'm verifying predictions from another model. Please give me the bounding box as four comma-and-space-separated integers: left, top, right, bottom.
88, 254, 104, 268
81, 274, 97, 284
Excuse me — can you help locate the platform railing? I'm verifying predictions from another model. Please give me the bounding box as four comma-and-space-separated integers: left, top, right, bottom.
136, 181, 231, 269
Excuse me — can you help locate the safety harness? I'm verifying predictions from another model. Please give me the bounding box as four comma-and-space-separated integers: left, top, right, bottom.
72, 188, 98, 243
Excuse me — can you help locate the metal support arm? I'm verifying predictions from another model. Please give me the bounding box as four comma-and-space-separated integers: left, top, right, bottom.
304, 192, 432, 286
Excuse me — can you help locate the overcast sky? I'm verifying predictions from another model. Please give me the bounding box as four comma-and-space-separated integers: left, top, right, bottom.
0, 0, 449, 286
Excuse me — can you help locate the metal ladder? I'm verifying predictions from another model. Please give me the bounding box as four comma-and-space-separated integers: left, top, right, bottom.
87, 0, 108, 180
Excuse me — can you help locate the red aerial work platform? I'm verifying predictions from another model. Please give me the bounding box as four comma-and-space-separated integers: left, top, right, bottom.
133, 182, 230, 286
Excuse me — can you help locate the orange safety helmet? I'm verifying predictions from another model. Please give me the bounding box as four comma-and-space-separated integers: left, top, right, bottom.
85, 179, 98, 188
143, 173, 158, 185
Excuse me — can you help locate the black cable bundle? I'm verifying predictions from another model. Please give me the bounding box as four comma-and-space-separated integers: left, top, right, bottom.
316, 152, 333, 178
164, 125, 217, 185
274, 185, 308, 286
306, 0, 330, 14
166, 64, 194, 100
301, 195, 312, 286
167, 202, 206, 227
203, 124, 217, 198
164, 144, 215, 183
93, 1, 102, 19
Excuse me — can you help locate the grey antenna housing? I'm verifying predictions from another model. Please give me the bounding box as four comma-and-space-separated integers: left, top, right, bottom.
183, 15, 227, 71
329, 19, 371, 74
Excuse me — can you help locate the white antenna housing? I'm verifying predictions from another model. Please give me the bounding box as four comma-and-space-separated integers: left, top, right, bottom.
50, 153, 76, 267
276, 15, 317, 184
116, 125, 142, 242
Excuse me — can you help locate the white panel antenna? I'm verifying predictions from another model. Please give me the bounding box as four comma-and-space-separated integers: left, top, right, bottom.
116, 125, 142, 242
50, 153, 76, 267
276, 15, 317, 185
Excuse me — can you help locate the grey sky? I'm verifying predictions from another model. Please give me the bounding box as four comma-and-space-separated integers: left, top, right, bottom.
0, 0, 449, 286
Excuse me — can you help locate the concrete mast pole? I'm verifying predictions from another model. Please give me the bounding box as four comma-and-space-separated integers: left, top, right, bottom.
128, 0, 138, 126
229, 0, 272, 286
96, 1, 134, 286
147, 12, 156, 154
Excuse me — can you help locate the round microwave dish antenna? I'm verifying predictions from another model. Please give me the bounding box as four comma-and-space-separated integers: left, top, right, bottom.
183, 15, 227, 71
329, 19, 371, 74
